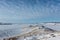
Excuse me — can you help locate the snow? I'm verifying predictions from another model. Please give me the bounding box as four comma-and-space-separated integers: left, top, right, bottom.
48, 36, 60, 40
0, 23, 60, 40
22, 33, 60, 40
0, 24, 23, 38
44, 23, 60, 31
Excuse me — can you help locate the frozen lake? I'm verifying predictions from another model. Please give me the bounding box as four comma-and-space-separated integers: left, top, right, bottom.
0, 24, 23, 38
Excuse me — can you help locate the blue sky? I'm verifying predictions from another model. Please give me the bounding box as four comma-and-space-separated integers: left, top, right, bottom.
0, 0, 60, 23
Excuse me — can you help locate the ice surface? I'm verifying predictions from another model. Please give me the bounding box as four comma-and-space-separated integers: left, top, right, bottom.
44, 23, 60, 31
0, 24, 23, 38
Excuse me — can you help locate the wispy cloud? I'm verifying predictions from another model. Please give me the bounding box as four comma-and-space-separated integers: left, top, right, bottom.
0, 0, 60, 23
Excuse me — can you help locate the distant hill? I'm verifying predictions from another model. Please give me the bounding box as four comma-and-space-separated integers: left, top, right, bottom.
0, 23, 12, 25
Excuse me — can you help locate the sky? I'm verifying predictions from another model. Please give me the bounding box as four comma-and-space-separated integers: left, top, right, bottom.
0, 0, 60, 23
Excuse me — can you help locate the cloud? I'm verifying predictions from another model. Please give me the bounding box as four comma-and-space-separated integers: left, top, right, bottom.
0, 0, 60, 23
